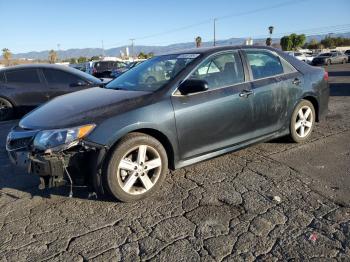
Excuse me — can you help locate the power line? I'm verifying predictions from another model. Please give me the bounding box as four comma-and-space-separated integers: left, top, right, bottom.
110, 0, 309, 44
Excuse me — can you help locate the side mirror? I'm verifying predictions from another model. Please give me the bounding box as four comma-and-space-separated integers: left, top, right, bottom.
178, 79, 208, 95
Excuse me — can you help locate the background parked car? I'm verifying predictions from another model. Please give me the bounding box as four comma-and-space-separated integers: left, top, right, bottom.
0, 64, 102, 121
110, 60, 144, 78
345, 49, 350, 62
286, 51, 308, 62
90, 61, 127, 78
312, 51, 348, 66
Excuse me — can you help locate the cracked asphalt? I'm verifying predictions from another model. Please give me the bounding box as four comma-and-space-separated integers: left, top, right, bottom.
0, 64, 349, 261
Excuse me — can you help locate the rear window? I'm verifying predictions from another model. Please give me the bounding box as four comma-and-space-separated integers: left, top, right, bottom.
245, 50, 284, 80
5, 69, 41, 83
94, 61, 126, 70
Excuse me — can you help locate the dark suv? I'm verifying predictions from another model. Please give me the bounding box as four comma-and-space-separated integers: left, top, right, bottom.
0, 64, 101, 121
91, 61, 127, 78
6, 46, 329, 202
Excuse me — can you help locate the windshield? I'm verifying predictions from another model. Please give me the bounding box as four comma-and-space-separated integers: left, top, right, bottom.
106, 54, 199, 91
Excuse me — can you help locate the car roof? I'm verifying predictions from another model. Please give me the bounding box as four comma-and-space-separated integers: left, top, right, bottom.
0, 63, 101, 83
161, 45, 278, 56
0, 63, 77, 72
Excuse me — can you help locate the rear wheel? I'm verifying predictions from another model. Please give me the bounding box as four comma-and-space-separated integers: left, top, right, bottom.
0, 98, 14, 121
326, 59, 331, 66
289, 100, 315, 143
105, 133, 168, 202
343, 59, 347, 64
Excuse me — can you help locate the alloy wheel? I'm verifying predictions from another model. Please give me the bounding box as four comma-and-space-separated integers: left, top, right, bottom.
295, 106, 313, 138
117, 145, 162, 195
0, 100, 12, 120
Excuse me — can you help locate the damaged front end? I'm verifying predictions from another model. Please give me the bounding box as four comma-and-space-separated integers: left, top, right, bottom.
6, 124, 106, 196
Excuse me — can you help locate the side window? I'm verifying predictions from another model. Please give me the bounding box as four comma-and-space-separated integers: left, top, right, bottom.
5, 69, 41, 83
43, 69, 85, 86
190, 52, 244, 89
245, 50, 284, 80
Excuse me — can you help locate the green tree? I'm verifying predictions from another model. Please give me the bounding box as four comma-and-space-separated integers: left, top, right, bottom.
69, 58, 77, 64
195, 36, 202, 48
291, 34, 306, 49
2, 48, 12, 66
266, 26, 274, 46
77, 56, 87, 63
280, 36, 292, 51
90, 56, 100, 61
138, 52, 147, 59
48, 50, 57, 64
280, 34, 306, 50
306, 39, 320, 49
266, 37, 272, 46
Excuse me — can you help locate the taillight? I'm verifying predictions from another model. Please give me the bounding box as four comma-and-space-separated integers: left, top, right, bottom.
324, 71, 329, 81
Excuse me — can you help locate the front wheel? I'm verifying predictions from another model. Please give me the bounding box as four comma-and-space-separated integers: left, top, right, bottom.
326, 59, 331, 66
289, 100, 315, 143
342, 59, 347, 64
105, 133, 168, 202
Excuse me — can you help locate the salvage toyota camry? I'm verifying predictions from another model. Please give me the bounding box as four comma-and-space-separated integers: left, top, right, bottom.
6, 46, 329, 202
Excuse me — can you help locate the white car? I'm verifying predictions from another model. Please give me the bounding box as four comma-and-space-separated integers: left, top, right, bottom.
285, 51, 308, 62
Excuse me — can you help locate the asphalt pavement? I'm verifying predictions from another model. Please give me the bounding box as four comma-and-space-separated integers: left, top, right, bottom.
0, 63, 349, 261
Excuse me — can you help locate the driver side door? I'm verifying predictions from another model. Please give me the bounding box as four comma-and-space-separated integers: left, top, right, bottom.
171, 51, 254, 160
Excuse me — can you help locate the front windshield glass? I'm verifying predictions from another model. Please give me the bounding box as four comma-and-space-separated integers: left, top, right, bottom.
319, 53, 331, 57
106, 54, 200, 91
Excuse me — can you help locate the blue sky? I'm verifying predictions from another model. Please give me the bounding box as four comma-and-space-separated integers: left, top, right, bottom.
1, 0, 350, 53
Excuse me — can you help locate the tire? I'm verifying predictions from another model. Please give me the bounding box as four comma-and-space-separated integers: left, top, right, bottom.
289, 100, 316, 143
104, 132, 168, 202
326, 59, 331, 66
146, 76, 156, 84
0, 98, 14, 121
342, 59, 347, 64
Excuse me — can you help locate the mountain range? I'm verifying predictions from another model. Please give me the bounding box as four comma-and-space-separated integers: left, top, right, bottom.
6, 32, 350, 60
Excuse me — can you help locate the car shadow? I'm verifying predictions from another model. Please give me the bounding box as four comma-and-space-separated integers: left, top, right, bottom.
328, 71, 350, 77
330, 83, 350, 96
0, 153, 116, 202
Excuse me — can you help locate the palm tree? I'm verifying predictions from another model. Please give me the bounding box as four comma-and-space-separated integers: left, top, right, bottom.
266, 26, 274, 46
48, 50, 57, 64
195, 36, 202, 48
2, 48, 12, 66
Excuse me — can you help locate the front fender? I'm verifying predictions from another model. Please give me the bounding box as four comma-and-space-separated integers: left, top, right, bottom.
85, 98, 179, 158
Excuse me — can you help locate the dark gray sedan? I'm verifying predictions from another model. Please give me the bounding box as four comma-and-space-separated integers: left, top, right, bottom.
6, 46, 329, 202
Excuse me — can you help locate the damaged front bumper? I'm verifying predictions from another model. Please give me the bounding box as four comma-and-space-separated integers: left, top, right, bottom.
6, 126, 106, 192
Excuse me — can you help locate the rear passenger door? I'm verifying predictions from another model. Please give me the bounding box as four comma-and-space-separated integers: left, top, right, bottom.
4, 69, 48, 106
43, 69, 89, 99
243, 49, 302, 135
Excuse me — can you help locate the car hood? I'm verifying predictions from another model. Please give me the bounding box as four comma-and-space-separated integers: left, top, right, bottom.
19, 87, 152, 130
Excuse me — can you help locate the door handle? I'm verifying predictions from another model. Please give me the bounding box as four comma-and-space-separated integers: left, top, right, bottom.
292, 78, 301, 85
239, 89, 254, 98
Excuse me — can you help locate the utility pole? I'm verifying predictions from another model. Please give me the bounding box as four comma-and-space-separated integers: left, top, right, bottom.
213, 18, 217, 46
130, 38, 135, 59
